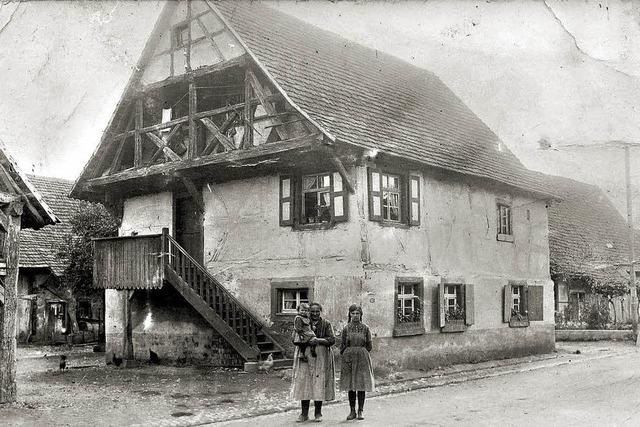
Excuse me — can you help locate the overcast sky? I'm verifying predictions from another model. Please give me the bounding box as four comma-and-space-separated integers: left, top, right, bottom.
1, 0, 639, 216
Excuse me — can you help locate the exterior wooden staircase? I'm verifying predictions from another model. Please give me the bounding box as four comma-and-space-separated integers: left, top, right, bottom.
161, 229, 291, 368
93, 229, 291, 369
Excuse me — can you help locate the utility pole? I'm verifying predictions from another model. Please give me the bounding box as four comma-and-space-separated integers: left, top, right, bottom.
624, 145, 639, 341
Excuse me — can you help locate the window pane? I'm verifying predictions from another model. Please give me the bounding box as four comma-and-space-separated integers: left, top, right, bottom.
282, 201, 290, 221
411, 179, 419, 197
373, 196, 381, 216
281, 178, 290, 198
411, 202, 419, 221
390, 206, 399, 221
382, 174, 388, 188
322, 175, 331, 188
334, 195, 344, 217
372, 172, 380, 192
303, 176, 317, 190
333, 172, 343, 192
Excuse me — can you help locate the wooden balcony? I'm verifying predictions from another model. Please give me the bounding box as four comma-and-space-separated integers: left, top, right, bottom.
93, 233, 164, 290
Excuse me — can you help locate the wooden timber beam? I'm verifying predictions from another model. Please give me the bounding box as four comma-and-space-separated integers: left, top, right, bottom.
148, 124, 183, 165
188, 80, 197, 159
134, 98, 143, 167
318, 145, 356, 194
246, 70, 289, 140
109, 94, 281, 142
201, 112, 238, 156
0, 200, 23, 403
178, 175, 205, 214
243, 68, 254, 149
200, 117, 235, 152
330, 155, 356, 194
81, 133, 322, 190
0, 208, 8, 232
140, 55, 246, 92
0, 163, 44, 226
108, 138, 127, 175
146, 132, 182, 162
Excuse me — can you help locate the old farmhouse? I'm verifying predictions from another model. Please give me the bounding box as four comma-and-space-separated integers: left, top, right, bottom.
71, 1, 556, 371
548, 174, 637, 324
16, 176, 104, 345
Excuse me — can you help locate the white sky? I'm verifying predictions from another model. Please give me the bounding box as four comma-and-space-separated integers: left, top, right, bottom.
1, 0, 639, 216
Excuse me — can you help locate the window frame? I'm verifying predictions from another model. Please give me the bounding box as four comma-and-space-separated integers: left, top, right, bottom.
496, 201, 514, 242
438, 281, 474, 333
270, 280, 314, 319
279, 171, 349, 229
393, 277, 425, 337
368, 167, 421, 227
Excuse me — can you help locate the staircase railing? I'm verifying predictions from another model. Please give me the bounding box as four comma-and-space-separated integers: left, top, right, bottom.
161, 228, 282, 353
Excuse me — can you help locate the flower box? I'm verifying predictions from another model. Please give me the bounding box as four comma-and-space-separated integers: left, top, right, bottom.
442, 320, 467, 333
509, 317, 530, 328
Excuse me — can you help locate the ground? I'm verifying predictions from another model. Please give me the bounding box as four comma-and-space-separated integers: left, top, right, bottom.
0, 341, 636, 426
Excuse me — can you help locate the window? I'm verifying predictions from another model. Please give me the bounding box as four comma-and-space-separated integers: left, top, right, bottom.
368, 168, 420, 226
503, 283, 544, 326
382, 173, 401, 221
394, 278, 424, 336
279, 172, 348, 227
497, 202, 513, 242
279, 289, 309, 314
438, 282, 474, 332
173, 24, 189, 48
270, 280, 314, 318
77, 300, 92, 320
302, 173, 332, 224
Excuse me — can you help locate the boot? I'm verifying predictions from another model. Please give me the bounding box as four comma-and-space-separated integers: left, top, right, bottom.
346, 409, 357, 420
357, 409, 364, 420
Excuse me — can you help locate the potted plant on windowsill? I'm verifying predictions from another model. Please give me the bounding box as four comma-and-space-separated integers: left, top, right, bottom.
442, 305, 467, 332
393, 307, 424, 337
509, 309, 530, 328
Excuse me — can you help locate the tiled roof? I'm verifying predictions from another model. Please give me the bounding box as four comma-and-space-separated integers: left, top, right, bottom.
545, 174, 637, 279
19, 175, 85, 276
214, 1, 554, 198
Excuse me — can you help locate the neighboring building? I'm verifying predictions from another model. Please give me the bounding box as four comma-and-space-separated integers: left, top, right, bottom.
547, 174, 636, 324
71, 1, 556, 370
16, 176, 104, 344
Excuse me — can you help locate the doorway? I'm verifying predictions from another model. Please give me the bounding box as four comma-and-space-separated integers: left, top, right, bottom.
174, 194, 204, 265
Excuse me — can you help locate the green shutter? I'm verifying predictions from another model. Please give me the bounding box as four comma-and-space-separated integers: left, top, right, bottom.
279, 175, 293, 226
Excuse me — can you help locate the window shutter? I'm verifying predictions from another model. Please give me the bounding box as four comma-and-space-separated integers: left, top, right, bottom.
279, 175, 293, 226
331, 172, 348, 223
409, 175, 421, 226
464, 284, 474, 326
368, 169, 383, 222
438, 282, 446, 328
503, 285, 511, 323
527, 285, 544, 321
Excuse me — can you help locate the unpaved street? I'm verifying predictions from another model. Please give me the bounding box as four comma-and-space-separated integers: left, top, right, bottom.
219, 344, 640, 426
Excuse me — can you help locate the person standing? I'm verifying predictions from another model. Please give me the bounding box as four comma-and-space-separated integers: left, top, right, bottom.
340, 304, 374, 421
291, 302, 336, 422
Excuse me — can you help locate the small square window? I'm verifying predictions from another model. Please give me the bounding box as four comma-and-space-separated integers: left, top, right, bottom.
278, 288, 309, 314
174, 24, 189, 48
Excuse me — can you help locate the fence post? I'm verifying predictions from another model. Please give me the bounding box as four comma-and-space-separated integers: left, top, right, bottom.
161, 227, 170, 270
